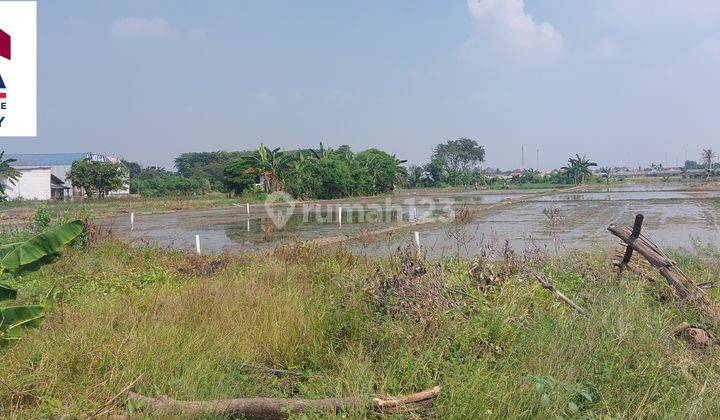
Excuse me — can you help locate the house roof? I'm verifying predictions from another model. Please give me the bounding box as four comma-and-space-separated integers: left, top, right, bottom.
7, 153, 90, 167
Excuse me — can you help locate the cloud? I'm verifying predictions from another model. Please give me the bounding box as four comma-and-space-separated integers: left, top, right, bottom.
112, 17, 176, 39
599, 0, 720, 27
466, 0, 563, 57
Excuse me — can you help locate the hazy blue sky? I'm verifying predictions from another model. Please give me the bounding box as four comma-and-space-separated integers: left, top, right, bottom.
1, 0, 719, 169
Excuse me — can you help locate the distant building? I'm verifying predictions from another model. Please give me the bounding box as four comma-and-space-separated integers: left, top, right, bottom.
1, 152, 129, 201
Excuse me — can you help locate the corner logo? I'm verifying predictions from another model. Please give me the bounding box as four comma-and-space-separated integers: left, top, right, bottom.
0, 1, 36, 137
0, 28, 10, 93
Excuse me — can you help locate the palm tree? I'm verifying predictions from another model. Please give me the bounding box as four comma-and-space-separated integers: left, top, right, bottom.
0, 151, 20, 199
600, 167, 613, 191
561, 154, 597, 185
243, 143, 290, 193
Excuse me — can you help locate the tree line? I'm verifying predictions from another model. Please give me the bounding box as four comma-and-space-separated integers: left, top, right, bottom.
1, 139, 603, 201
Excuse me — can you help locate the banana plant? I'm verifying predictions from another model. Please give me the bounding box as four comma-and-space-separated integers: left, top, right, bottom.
0, 220, 84, 346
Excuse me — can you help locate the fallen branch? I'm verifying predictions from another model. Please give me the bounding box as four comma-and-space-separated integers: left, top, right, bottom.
533, 273, 590, 318
608, 223, 719, 322
127, 385, 441, 419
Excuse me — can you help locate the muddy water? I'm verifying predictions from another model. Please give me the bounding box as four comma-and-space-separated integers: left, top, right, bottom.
100, 191, 531, 253
101, 185, 720, 257
365, 191, 720, 258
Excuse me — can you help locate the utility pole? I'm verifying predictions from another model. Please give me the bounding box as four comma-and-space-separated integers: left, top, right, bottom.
521, 145, 525, 169
536, 148, 540, 170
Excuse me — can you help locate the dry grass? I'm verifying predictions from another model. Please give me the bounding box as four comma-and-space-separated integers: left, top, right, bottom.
2, 236, 720, 418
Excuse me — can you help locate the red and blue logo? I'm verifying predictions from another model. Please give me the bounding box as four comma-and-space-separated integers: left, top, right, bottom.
0, 28, 9, 97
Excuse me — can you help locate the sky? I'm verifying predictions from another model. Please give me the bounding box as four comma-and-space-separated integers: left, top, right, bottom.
1, 0, 719, 170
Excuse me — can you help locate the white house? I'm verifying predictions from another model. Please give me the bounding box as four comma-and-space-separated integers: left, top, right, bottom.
2, 152, 129, 201
1, 166, 54, 200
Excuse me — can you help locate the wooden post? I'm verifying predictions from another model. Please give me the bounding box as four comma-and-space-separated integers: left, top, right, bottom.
619, 214, 643, 266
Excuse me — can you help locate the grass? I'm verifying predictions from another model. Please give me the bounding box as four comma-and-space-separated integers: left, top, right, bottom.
2, 226, 720, 418
0, 191, 267, 215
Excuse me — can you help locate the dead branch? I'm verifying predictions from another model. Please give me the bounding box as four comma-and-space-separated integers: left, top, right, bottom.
127, 385, 441, 419
533, 273, 590, 317
608, 223, 719, 322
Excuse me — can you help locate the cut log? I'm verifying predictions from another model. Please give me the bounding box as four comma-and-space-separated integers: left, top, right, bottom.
608, 224, 719, 322
127, 385, 441, 419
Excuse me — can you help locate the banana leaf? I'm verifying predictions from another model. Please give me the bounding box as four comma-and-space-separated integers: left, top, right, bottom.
0, 305, 44, 345
0, 282, 17, 302
0, 242, 21, 260
1, 220, 84, 271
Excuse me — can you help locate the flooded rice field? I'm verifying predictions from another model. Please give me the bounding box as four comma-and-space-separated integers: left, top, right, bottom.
102, 184, 720, 257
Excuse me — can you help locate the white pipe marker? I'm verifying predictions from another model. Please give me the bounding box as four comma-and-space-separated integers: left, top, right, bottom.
195, 235, 201, 254
414, 231, 421, 255
338, 206, 342, 227
130, 212, 134, 231
246, 202, 250, 215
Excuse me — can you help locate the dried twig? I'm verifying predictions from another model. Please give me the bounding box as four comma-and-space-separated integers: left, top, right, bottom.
88, 373, 144, 418
533, 273, 590, 318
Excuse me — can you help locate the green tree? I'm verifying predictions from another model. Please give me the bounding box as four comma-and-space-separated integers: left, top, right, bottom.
287, 153, 354, 199
354, 149, 406, 194
561, 154, 597, 185
174, 151, 246, 189
0, 151, 20, 200
223, 159, 257, 196
66, 159, 128, 198
519, 168, 541, 184
122, 160, 142, 179
430, 138, 486, 185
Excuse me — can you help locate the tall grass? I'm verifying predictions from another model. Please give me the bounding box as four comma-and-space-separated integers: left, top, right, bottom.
1, 236, 720, 418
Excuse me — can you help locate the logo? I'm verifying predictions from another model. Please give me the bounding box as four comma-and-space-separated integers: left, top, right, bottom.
0, 1, 37, 137
0, 28, 10, 96
264, 191, 296, 229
